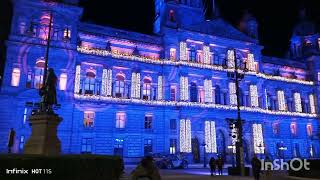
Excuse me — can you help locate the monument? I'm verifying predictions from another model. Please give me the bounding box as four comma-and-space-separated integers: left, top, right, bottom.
24, 68, 63, 155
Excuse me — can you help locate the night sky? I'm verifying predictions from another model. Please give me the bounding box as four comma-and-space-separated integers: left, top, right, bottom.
0, 0, 319, 80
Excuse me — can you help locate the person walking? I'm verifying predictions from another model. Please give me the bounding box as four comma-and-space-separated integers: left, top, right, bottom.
217, 156, 224, 175
209, 156, 216, 176
251, 155, 262, 180
7, 128, 15, 154
131, 156, 161, 180
264, 156, 272, 180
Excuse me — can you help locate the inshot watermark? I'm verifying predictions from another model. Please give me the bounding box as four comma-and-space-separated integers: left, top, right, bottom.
261, 158, 310, 171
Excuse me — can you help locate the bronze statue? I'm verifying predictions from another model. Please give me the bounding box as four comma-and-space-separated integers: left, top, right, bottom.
39, 68, 57, 113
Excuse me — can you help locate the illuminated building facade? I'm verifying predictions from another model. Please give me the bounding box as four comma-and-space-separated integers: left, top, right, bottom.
0, 0, 320, 163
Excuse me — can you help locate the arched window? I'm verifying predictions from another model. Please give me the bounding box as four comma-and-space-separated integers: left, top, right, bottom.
143, 77, 152, 100
59, 73, 67, 91
169, 9, 175, 22
84, 71, 96, 95
26, 71, 32, 88
307, 124, 313, 136
34, 59, 45, 89
11, 68, 21, 87
190, 82, 198, 102
115, 74, 125, 98
189, 47, 196, 62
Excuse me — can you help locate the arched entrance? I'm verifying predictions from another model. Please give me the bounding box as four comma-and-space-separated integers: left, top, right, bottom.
216, 130, 226, 159
192, 136, 200, 163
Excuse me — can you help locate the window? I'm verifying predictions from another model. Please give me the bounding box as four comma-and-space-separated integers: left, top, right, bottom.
229, 82, 237, 105
19, 21, 26, 34
34, 59, 45, 89
277, 90, 286, 111
205, 121, 217, 153
214, 85, 221, 104
114, 138, 124, 157
59, 73, 67, 91
169, 10, 175, 22
190, 82, 198, 102
19, 135, 25, 151
144, 114, 153, 129
189, 46, 196, 62
116, 112, 126, 129
63, 27, 71, 39
115, 74, 125, 98
272, 122, 280, 135
142, 78, 152, 100
26, 71, 32, 88
170, 48, 176, 61
196, 52, 203, 63
144, 139, 153, 156
294, 92, 302, 112
170, 139, 177, 154
170, 86, 176, 101
84, 111, 95, 128
81, 138, 92, 154
11, 68, 20, 87
198, 88, 205, 103
307, 124, 313, 136
290, 122, 297, 136
170, 119, 176, 130
84, 71, 96, 95
180, 119, 192, 153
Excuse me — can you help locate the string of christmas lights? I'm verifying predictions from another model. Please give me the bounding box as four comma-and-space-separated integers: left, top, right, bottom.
131, 72, 141, 98
205, 121, 217, 153
309, 94, 316, 114
77, 46, 314, 85
157, 76, 163, 100
253, 123, 264, 154
180, 76, 189, 101
277, 90, 286, 111
180, 41, 187, 61
204, 79, 213, 103
227, 50, 235, 68
250, 85, 259, 107
203, 45, 211, 64
229, 82, 237, 105
180, 119, 192, 153
247, 53, 256, 72
101, 69, 108, 96
74, 65, 81, 94
294, 92, 302, 112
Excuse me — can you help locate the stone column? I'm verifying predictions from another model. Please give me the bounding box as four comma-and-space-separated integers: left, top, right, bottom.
24, 113, 62, 155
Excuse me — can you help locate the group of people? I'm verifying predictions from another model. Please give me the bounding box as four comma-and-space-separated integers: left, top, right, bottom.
209, 156, 225, 176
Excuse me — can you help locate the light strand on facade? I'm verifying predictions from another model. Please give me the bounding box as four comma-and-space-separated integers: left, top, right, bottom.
180, 41, 187, 61
229, 82, 237, 105
309, 94, 316, 114
247, 53, 256, 71
277, 90, 286, 111
77, 46, 314, 85
250, 85, 259, 107
203, 45, 210, 64
253, 123, 264, 154
227, 50, 235, 68
180, 76, 189, 101
205, 121, 217, 153
107, 69, 112, 96
204, 79, 213, 103
74, 65, 81, 94
294, 92, 302, 112
157, 75, 163, 100
180, 119, 191, 153
131, 72, 141, 98
101, 69, 107, 96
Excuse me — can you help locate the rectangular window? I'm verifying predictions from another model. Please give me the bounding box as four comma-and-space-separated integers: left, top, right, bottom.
114, 138, 124, 157
229, 82, 237, 105
170, 119, 176, 130
116, 112, 126, 129
272, 122, 280, 135
180, 119, 191, 153
170, 139, 177, 154
307, 124, 312, 136
170, 86, 176, 101
199, 89, 205, 103
59, 73, 67, 91
144, 114, 153, 129
277, 90, 286, 111
170, 48, 176, 61
11, 68, 21, 87
81, 138, 92, 154
205, 121, 217, 153
290, 122, 297, 136
84, 111, 95, 128
253, 123, 264, 154
144, 139, 153, 156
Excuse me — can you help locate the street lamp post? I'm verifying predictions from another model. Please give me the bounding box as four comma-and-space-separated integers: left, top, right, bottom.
202, 143, 207, 168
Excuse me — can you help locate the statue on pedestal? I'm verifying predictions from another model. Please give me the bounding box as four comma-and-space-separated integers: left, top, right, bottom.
39, 68, 57, 113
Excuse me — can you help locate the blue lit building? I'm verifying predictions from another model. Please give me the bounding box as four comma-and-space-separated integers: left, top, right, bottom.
0, 0, 320, 163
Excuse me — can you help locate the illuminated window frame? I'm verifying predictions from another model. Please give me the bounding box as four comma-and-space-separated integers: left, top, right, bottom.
307, 123, 312, 137
84, 111, 95, 128
116, 112, 126, 129
11, 68, 21, 87
59, 73, 67, 91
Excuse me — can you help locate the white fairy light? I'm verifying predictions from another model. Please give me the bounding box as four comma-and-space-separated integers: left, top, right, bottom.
107, 69, 112, 96
157, 76, 163, 100
231, 123, 237, 153
74, 65, 81, 94
180, 41, 187, 61
131, 72, 141, 98
205, 121, 217, 153
203, 46, 211, 64
180, 76, 189, 101
247, 53, 256, 71
204, 79, 213, 103
77, 46, 314, 85
101, 69, 108, 95
309, 94, 316, 114
227, 50, 235, 68
253, 123, 264, 154
229, 82, 237, 105
294, 92, 302, 112
277, 90, 286, 111
180, 119, 192, 153
250, 85, 259, 107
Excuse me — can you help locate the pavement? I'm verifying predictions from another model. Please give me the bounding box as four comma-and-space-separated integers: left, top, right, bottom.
121, 164, 318, 180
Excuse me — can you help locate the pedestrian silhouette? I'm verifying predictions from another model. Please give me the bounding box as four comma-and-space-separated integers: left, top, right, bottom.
8, 128, 15, 154
217, 156, 224, 175
209, 156, 216, 176
251, 155, 262, 180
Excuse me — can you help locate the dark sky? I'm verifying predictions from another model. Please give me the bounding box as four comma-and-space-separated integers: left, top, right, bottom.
0, 0, 320, 79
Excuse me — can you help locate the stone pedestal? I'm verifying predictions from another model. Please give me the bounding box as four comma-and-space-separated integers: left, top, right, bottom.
24, 113, 62, 155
